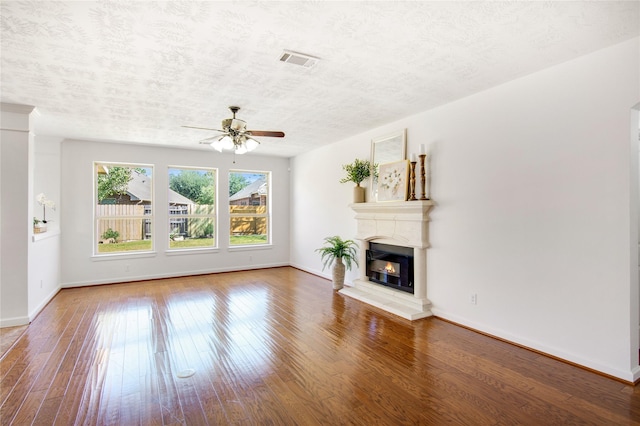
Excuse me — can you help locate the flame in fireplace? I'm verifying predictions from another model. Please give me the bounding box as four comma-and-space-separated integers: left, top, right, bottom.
384, 262, 396, 273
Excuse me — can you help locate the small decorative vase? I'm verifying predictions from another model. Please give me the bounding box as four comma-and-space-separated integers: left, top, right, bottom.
353, 185, 365, 203
332, 257, 346, 290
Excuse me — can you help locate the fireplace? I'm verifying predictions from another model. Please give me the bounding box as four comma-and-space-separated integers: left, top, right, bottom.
366, 243, 414, 293
340, 200, 434, 320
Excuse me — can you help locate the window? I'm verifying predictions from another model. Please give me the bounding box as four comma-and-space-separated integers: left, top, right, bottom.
95, 163, 153, 254
229, 171, 270, 246
168, 167, 216, 249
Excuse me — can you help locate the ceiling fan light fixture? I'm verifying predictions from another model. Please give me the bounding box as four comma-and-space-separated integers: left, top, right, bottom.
210, 137, 224, 152
211, 135, 235, 152
221, 135, 235, 150
245, 137, 259, 152
235, 143, 248, 155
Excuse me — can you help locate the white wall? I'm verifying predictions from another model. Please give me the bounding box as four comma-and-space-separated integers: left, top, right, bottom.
60, 140, 290, 287
32, 136, 61, 226
291, 37, 640, 381
1, 105, 64, 326
29, 136, 63, 319
290, 135, 374, 284
0, 105, 32, 326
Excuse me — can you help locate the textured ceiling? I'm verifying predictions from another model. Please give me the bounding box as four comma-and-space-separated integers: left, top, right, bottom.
1, 1, 638, 157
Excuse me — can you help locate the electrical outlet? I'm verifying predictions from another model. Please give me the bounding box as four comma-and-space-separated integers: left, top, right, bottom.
470, 293, 477, 305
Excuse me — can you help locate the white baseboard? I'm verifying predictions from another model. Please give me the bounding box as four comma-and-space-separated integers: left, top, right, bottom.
632, 365, 640, 383
61, 262, 290, 288
0, 316, 30, 328
288, 263, 357, 288
288, 263, 330, 280
432, 308, 636, 383
29, 286, 61, 322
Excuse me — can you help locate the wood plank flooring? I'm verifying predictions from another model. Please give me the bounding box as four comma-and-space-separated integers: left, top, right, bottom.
1, 267, 639, 425
0, 326, 27, 357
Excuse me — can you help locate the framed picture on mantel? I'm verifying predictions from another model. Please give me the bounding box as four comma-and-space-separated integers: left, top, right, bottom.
370, 129, 406, 201
376, 159, 409, 202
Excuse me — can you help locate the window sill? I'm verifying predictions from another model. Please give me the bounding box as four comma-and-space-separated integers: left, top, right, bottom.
165, 247, 220, 256
228, 244, 273, 252
91, 251, 157, 261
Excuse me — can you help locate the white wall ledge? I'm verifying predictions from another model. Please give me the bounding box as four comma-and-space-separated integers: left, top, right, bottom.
32, 228, 60, 242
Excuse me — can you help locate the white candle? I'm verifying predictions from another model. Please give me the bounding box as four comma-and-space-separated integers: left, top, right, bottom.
411, 154, 417, 162
419, 144, 426, 155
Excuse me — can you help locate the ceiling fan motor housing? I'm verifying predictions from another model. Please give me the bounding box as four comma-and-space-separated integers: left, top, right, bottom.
222, 118, 246, 132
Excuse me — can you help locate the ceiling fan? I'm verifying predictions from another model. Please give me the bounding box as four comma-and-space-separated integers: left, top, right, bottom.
183, 106, 285, 154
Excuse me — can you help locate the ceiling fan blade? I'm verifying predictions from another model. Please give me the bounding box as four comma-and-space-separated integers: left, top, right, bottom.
198, 134, 227, 144
246, 130, 285, 138
182, 125, 225, 132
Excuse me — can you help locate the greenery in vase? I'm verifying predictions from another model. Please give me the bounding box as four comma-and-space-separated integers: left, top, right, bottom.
315, 236, 359, 270
340, 158, 375, 186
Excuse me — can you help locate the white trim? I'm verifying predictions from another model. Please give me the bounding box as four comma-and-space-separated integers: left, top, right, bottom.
0, 103, 35, 114
0, 316, 30, 328
165, 247, 220, 256
91, 251, 157, 261
0, 103, 35, 132
288, 262, 358, 287
28, 286, 60, 322
60, 262, 289, 288
432, 307, 637, 383
228, 244, 273, 252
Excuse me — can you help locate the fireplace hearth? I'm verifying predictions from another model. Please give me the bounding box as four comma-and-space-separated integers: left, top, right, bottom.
340, 200, 434, 320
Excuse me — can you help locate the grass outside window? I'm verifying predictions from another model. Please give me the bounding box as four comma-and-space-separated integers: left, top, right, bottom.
169, 238, 215, 249
97, 240, 153, 253
230, 235, 267, 245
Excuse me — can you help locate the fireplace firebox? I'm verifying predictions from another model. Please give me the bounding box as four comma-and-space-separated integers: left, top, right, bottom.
366, 242, 414, 294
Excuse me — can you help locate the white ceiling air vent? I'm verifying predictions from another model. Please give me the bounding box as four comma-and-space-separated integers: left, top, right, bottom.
279, 50, 319, 68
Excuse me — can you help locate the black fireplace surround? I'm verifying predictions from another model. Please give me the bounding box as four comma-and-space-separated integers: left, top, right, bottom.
366, 242, 414, 294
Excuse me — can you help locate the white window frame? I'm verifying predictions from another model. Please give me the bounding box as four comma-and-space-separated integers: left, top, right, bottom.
228, 169, 271, 247
167, 166, 218, 252
94, 162, 155, 257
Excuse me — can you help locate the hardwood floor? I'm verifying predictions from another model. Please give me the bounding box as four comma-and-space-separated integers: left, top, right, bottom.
1, 267, 639, 425
0, 326, 27, 358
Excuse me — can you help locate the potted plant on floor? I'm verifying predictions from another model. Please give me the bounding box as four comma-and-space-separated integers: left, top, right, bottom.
340, 158, 374, 203
316, 236, 359, 290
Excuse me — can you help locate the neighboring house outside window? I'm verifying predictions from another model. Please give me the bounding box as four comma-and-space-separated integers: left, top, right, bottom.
168, 167, 217, 250
229, 171, 270, 246
95, 163, 154, 254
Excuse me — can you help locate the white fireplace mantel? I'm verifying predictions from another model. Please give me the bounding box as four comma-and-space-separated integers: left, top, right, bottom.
340, 200, 434, 320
